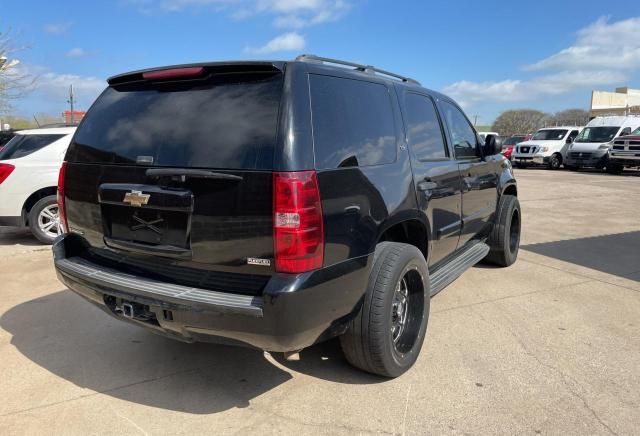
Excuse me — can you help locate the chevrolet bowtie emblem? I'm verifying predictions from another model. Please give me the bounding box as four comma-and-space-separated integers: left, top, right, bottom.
123, 190, 150, 207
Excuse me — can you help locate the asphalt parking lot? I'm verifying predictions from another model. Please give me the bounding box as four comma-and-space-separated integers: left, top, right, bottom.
1, 168, 639, 435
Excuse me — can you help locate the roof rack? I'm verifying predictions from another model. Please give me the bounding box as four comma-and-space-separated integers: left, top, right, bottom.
295, 54, 420, 85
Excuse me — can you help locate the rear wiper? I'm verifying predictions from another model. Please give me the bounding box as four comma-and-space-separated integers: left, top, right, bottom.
146, 168, 243, 181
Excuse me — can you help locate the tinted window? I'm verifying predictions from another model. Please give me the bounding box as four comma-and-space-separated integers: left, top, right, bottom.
532, 129, 568, 140
575, 127, 620, 143
569, 130, 579, 140
439, 101, 477, 159
309, 75, 396, 169
404, 93, 448, 160
68, 74, 283, 169
0, 134, 65, 160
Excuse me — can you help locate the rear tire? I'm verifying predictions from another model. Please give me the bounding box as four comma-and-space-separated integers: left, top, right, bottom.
485, 195, 521, 267
340, 242, 430, 378
29, 195, 62, 244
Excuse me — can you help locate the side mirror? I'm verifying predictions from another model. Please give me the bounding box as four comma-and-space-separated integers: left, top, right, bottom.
566, 137, 573, 144
483, 134, 497, 156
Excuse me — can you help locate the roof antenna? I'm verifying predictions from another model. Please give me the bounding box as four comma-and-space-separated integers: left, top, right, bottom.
32, 115, 41, 128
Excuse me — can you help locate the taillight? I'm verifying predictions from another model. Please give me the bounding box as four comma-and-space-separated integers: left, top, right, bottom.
273, 171, 324, 273
57, 161, 68, 234
0, 163, 14, 184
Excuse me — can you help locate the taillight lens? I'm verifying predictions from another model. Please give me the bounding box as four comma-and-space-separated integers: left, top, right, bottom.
57, 161, 68, 234
273, 171, 324, 273
0, 163, 14, 184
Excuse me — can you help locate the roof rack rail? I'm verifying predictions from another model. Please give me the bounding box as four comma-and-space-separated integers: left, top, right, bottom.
295, 54, 420, 85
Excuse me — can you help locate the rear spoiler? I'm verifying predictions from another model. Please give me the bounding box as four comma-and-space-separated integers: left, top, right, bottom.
107, 61, 285, 86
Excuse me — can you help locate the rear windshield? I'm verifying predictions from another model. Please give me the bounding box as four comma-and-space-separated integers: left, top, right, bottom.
504, 136, 526, 145
575, 126, 620, 143
0, 134, 65, 160
67, 73, 283, 169
532, 129, 567, 140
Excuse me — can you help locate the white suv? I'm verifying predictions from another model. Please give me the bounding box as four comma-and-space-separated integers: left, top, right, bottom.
0, 127, 76, 243
511, 127, 581, 170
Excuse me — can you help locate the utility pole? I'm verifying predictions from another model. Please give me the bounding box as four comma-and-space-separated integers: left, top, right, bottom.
67, 84, 75, 124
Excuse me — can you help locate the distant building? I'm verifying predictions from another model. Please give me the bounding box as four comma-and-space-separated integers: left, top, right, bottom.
590, 87, 640, 118
62, 110, 86, 124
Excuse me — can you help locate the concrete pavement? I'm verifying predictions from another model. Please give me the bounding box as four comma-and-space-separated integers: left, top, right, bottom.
0, 168, 639, 435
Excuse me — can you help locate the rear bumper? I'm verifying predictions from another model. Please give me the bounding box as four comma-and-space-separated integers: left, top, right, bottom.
53, 234, 371, 352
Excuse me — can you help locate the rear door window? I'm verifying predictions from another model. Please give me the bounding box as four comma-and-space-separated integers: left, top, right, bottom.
403, 93, 448, 160
68, 73, 283, 169
309, 74, 396, 169
0, 134, 65, 160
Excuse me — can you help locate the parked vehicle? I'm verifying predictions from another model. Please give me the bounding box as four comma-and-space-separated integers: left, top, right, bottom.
478, 131, 500, 142
511, 127, 581, 169
0, 131, 16, 150
608, 126, 640, 174
0, 127, 76, 243
565, 116, 640, 171
53, 55, 520, 378
501, 134, 529, 159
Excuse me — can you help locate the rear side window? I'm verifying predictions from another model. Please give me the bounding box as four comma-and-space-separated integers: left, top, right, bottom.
68, 74, 283, 169
309, 75, 396, 169
404, 93, 448, 160
0, 134, 65, 160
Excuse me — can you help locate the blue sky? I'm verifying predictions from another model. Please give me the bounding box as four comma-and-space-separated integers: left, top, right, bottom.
3, 0, 640, 124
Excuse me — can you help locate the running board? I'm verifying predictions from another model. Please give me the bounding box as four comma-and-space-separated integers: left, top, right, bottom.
430, 242, 490, 296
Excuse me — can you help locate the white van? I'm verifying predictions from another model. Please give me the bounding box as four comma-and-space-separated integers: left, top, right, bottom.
510, 127, 582, 169
565, 116, 640, 171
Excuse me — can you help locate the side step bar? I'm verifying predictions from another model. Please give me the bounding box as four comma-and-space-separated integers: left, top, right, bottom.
430, 242, 490, 296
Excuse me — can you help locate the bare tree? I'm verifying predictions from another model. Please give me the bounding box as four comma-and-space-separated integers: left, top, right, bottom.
0, 30, 33, 114
492, 109, 550, 136
550, 109, 590, 127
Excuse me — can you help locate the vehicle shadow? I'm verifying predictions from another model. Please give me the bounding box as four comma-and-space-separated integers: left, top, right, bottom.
521, 231, 640, 281
0, 227, 42, 246
1, 290, 380, 414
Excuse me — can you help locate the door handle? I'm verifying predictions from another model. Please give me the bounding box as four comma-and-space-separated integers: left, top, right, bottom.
417, 181, 438, 191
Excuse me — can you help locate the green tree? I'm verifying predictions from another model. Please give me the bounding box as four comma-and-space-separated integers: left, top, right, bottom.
492, 109, 550, 136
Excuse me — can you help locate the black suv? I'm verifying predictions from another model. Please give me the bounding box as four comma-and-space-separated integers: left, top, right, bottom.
53, 55, 520, 377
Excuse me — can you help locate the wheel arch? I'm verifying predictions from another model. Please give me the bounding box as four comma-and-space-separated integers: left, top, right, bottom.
21, 187, 57, 225
375, 212, 431, 264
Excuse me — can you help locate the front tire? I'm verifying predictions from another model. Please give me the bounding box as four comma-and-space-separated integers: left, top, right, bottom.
548, 153, 562, 170
340, 242, 430, 378
29, 195, 62, 244
485, 194, 521, 267
606, 163, 624, 175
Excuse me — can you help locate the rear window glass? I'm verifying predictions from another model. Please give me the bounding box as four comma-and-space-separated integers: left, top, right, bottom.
309, 75, 396, 169
0, 134, 65, 160
67, 74, 283, 169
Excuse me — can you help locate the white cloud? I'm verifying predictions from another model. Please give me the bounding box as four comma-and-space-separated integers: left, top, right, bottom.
65, 48, 87, 58
444, 70, 626, 108
524, 17, 640, 71
11, 64, 105, 113
43, 22, 72, 34
132, 0, 350, 28
443, 16, 640, 107
244, 32, 305, 54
